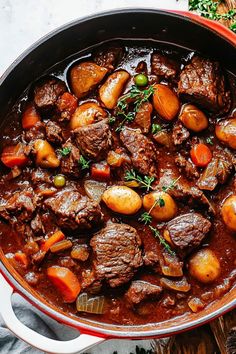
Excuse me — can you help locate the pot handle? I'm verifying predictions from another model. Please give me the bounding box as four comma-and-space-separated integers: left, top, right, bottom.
0, 273, 104, 354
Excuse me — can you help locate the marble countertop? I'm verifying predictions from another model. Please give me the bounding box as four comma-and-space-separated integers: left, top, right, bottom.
0, 0, 187, 75
0, 1, 188, 353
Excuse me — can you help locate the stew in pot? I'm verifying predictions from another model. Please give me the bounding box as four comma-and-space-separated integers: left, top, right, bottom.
0, 42, 235, 325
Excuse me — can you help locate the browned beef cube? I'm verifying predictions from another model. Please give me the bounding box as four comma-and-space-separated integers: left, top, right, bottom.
165, 213, 211, 257
90, 223, 143, 287
151, 53, 179, 79
197, 147, 234, 191
34, 77, 67, 111
125, 281, 162, 305
44, 188, 102, 231
120, 127, 158, 177
60, 141, 81, 178
0, 189, 37, 223
178, 56, 231, 113
23, 121, 45, 143
75, 119, 112, 161
45, 121, 63, 144
172, 121, 190, 146
93, 46, 124, 71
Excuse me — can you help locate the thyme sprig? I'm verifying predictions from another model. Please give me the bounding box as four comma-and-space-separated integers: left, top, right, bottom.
189, 0, 236, 33
58, 147, 71, 157
149, 226, 175, 256
140, 177, 181, 225
78, 156, 91, 170
116, 85, 154, 131
124, 169, 155, 192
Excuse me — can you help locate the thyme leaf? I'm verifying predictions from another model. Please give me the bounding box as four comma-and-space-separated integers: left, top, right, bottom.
78, 156, 91, 170
124, 169, 155, 191
116, 85, 154, 131
149, 226, 175, 256
152, 123, 162, 134
58, 147, 71, 157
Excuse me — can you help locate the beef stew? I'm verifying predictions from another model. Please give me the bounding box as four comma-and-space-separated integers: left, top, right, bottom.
0, 42, 235, 326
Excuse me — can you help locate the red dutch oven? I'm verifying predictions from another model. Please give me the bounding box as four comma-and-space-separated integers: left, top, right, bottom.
0, 9, 235, 354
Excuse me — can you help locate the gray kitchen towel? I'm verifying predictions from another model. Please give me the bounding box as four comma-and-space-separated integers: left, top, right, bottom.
0, 294, 152, 354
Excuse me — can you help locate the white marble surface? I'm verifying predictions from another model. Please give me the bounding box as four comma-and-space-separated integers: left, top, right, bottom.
0, 0, 188, 75
0, 1, 188, 353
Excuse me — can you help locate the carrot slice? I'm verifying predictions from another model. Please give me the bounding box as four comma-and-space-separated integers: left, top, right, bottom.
41, 231, 65, 252
91, 162, 111, 181
47, 266, 81, 303
14, 252, 28, 268
22, 103, 41, 129
1, 143, 28, 168
190, 143, 212, 167
57, 92, 77, 115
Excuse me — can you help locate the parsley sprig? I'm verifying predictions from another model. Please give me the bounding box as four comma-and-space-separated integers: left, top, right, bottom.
116, 85, 154, 132
149, 226, 175, 255
124, 169, 155, 192
78, 156, 91, 170
58, 147, 71, 157
189, 0, 236, 33
140, 177, 181, 225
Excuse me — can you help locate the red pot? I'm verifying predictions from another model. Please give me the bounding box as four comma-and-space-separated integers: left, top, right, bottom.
0, 9, 235, 354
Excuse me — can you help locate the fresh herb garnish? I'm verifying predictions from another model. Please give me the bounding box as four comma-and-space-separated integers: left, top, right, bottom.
189, 0, 236, 33
152, 123, 162, 134
149, 226, 175, 255
108, 116, 116, 125
58, 147, 71, 157
78, 156, 91, 170
140, 177, 181, 224
206, 137, 214, 145
139, 212, 153, 225
124, 169, 155, 191
116, 85, 154, 131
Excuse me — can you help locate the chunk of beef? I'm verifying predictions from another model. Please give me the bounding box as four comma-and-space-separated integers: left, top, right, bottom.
172, 121, 190, 145
0, 189, 37, 223
158, 169, 215, 214
134, 102, 152, 133
75, 119, 112, 161
94, 46, 124, 71
34, 77, 67, 112
197, 148, 234, 191
165, 213, 211, 257
60, 141, 81, 177
23, 121, 45, 143
45, 121, 63, 144
30, 213, 45, 235
31, 168, 52, 185
44, 188, 102, 230
175, 153, 199, 179
120, 127, 158, 177
178, 56, 231, 113
125, 281, 162, 305
151, 53, 179, 79
90, 223, 143, 287
144, 248, 183, 277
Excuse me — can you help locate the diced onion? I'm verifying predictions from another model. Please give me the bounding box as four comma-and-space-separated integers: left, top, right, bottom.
84, 180, 107, 203
76, 293, 105, 314
160, 277, 191, 292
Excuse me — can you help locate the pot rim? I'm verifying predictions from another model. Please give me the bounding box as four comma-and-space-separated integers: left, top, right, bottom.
0, 8, 235, 339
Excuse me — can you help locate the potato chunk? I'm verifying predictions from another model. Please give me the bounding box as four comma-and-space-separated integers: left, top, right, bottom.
99, 70, 130, 109
70, 102, 107, 130
70, 62, 108, 98
189, 249, 221, 283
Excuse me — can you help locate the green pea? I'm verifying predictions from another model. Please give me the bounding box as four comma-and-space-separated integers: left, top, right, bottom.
54, 174, 66, 188
134, 74, 148, 87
